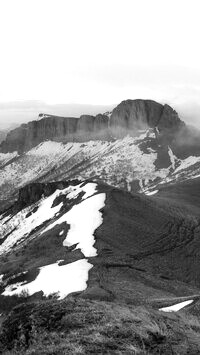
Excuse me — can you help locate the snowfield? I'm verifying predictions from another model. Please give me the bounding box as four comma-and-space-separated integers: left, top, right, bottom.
2, 259, 93, 299
0, 189, 64, 255
159, 300, 193, 312
66, 182, 99, 200
145, 190, 158, 196
0, 151, 18, 167
0, 182, 106, 298
0, 182, 102, 255
43, 192, 106, 257
1, 133, 200, 200
174, 156, 200, 173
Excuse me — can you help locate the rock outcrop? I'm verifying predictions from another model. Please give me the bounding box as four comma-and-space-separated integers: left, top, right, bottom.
16, 180, 80, 209
0, 100, 184, 153
110, 99, 183, 131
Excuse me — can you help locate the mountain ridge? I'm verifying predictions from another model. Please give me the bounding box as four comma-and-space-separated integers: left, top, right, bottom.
0, 99, 185, 154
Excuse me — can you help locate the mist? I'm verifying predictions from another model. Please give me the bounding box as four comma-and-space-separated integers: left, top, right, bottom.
1, 99, 200, 133
0, 101, 114, 130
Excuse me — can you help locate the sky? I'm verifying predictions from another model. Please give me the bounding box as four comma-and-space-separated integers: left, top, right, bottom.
0, 0, 200, 129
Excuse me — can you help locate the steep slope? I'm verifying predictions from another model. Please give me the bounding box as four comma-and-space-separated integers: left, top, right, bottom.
1, 99, 200, 213
0, 179, 200, 307
1, 127, 200, 212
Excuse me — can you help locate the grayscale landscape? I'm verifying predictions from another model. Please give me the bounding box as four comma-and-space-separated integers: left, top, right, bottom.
0, 1, 200, 354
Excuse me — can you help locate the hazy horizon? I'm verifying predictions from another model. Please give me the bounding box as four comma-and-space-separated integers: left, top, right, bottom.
0, 98, 200, 132
0, 0, 200, 130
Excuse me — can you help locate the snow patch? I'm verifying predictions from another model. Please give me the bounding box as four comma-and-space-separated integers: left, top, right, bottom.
27, 141, 66, 156
145, 190, 158, 196
0, 189, 65, 255
2, 259, 93, 299
159, 300, 193, 312
0, 151, 18, 165
66, 182, 98, 200
43, 193, 106, 257
175, 156, 200, 173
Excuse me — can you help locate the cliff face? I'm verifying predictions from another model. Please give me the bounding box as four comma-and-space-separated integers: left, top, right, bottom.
110, 99, 183, 131
16, 180, 80, 209
0, 116, 79, 153
0, 100, 184, 153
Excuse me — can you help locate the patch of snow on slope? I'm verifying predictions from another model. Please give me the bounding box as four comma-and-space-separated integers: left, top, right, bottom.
174, 156, 200, 173
2, 259, 92, 299
0, 151, 18, 165
26, 141, 65, 156
66, 182, 98, 200
0, 135, 174, 199
145, 190, 158, 196
0, 189, 65, 255
168, 147, 177, 170
159, 300, 193, 312
43, 193, 106, 257
191, 173, 200, 180
0, 140, 109, 200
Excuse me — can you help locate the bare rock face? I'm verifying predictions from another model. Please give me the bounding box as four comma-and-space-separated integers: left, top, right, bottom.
0, 99, 184, 153
17, 180, 80, 209
158, 104, 183, 130
109, 99, 183, 131
109, 99, 161, 129
77, 114, 109, 132
0, 115, 79, 153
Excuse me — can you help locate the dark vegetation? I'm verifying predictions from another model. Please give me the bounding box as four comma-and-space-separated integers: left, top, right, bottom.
1, 297, 200, 354
1, 179, 200, 353
94, 186, 200, 290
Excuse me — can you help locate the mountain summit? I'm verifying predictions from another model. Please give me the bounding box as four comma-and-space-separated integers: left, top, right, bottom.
0, 99, 184, 154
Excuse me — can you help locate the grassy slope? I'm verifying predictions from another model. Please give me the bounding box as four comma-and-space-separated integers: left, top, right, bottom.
1, 180, 200, 353
85, 184, 200, 306
0, 297, 200, 355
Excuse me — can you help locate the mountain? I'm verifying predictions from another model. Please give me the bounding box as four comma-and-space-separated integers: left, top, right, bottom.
1, 178, 200, 293
0, 99, 185, 154
1, 99, 200, 354
0, 101, 200, 211
1, 179, 200, 353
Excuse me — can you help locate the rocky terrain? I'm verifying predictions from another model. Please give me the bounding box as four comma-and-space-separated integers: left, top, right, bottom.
0, 99, 186, 154
1, 99, 200, 354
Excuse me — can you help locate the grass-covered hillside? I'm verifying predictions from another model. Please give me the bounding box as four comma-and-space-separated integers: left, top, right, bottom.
1, 296, 200, 355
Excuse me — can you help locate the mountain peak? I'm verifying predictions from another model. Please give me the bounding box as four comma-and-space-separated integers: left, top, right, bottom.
110, 99, 184, 131
0, 99, 184, 153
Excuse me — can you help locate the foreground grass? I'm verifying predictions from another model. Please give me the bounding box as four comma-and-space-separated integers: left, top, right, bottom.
0, 297, 200, 354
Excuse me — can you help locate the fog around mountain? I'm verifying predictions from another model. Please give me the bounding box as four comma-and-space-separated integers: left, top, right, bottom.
0, 101, 115, 130
0, 99, 200, 132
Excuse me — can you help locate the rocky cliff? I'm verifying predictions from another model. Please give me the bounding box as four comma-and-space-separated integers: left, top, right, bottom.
110, 99, 183, 131
0, 99, 184, 153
